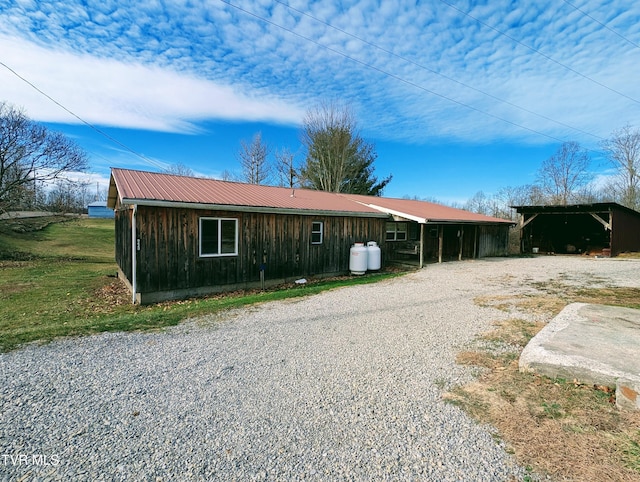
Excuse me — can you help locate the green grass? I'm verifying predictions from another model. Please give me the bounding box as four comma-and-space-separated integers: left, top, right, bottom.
0, 216, 403, 351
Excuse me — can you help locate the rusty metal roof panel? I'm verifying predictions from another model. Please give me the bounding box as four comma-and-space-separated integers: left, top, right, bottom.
109, 168, 386, 216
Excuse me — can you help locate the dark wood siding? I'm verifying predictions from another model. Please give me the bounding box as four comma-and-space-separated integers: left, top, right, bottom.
478, 225, 510, 257
114, 207, 132, 282
127, 206, 386, 296
611, 206, 640, 255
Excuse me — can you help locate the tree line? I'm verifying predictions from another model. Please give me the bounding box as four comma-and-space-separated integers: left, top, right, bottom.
2, 98, 639, 217
459, 128, 640, 219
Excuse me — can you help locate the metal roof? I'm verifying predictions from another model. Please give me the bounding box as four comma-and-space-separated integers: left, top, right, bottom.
108, 168, 387, 217
512, 202, 640, 217
345, 194, 513, 225
108, 168, 513, 224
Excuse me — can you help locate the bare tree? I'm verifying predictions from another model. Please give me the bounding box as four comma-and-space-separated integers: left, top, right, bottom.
300, 101, 391, 195
0, 102, 88, 212
220, 169, 236, 182
46, 178, 92, 213
536, 141, 591, 205
165, 163, 194, 177
274, 147, 298, 188
237, 132, 270, 185
490, 186, 530, 220
601, 124, 640, 211
463, 191, 490, 215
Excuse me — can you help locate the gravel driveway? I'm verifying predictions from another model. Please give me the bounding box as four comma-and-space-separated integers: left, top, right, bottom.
2, 256, 639, 481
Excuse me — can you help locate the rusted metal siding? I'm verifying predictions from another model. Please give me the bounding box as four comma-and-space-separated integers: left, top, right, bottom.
611, 206, 640, 255
126, 206, 386, 299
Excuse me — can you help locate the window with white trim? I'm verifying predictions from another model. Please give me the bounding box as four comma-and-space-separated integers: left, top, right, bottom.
311, 221, 323, 244
199, 218, 238, 257
386, 222, 407, 241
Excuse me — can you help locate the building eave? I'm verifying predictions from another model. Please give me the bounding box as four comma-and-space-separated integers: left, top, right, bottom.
360, 202, 514, 225
118, 198, 390, 218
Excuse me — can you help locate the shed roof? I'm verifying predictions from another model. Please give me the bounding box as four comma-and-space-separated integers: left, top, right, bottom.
108, 168, 512, 224
512, 202, 640, 218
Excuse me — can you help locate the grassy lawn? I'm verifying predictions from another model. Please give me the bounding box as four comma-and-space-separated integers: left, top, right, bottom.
447, 281, 640, 481
0, 216, 402, 352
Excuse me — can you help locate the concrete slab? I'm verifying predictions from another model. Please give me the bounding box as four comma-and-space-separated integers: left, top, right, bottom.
519, 303, 640, 409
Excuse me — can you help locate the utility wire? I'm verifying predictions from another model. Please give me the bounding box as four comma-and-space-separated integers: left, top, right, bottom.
273, 0, 604, 141
438, 0, 640, 106
221, 0, 579, 145
0, 60, 167, 170
561, 0, 640, 50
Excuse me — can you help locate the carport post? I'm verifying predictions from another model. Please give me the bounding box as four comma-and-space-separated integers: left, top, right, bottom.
419, 224, 424, 269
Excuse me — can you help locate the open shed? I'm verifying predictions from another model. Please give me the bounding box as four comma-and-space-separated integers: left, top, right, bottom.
513, 203, 640, 256
348, 195, 514, 267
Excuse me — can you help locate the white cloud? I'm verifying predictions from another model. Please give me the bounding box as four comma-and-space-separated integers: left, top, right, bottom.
0, 34, 305, 132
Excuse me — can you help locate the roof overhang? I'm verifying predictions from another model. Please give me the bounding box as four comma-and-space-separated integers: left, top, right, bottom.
107, 175, 118, 209
424, 219, 515, 225
511, 203, 640, 218
117, 198, 390, 218
360, 203, 426, 223
362, 202, 514, 225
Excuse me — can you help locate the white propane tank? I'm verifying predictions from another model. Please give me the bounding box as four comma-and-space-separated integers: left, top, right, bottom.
366, 241, 381, 270
349, 243, 368, 275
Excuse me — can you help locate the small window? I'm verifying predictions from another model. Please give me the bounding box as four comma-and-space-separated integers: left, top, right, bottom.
200, 218, 238, 257
386, 222, 408, 241
396, 223, 407, 241
311, 221, 323, 244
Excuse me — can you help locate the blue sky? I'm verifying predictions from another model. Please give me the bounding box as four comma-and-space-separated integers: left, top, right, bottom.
1, 0, 639, 204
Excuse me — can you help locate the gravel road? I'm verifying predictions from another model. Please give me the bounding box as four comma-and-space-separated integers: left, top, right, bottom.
2, 256, 639, 481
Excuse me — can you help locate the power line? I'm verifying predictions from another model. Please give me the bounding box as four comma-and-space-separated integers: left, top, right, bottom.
438, 0, 640, 106
220, 0, 582, 145
0, 60, 167, 170
273, 0, 604, 141
561, 0, 640, 50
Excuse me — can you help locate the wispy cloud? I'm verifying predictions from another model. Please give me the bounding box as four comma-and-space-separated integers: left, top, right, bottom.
1, 0, 639, 146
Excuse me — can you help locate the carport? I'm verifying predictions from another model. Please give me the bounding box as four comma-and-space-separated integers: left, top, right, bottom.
513, 202, 640, 256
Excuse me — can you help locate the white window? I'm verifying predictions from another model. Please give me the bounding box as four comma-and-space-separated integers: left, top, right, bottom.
200, 218, 238, 257
311, 221, 323, 244
386, 222, 408, 241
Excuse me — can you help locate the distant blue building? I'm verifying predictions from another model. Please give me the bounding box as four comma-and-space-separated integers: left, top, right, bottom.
87, 201, 114, 218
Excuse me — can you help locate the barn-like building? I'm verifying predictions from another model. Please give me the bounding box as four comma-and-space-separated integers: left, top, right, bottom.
108, 169, 513, 303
